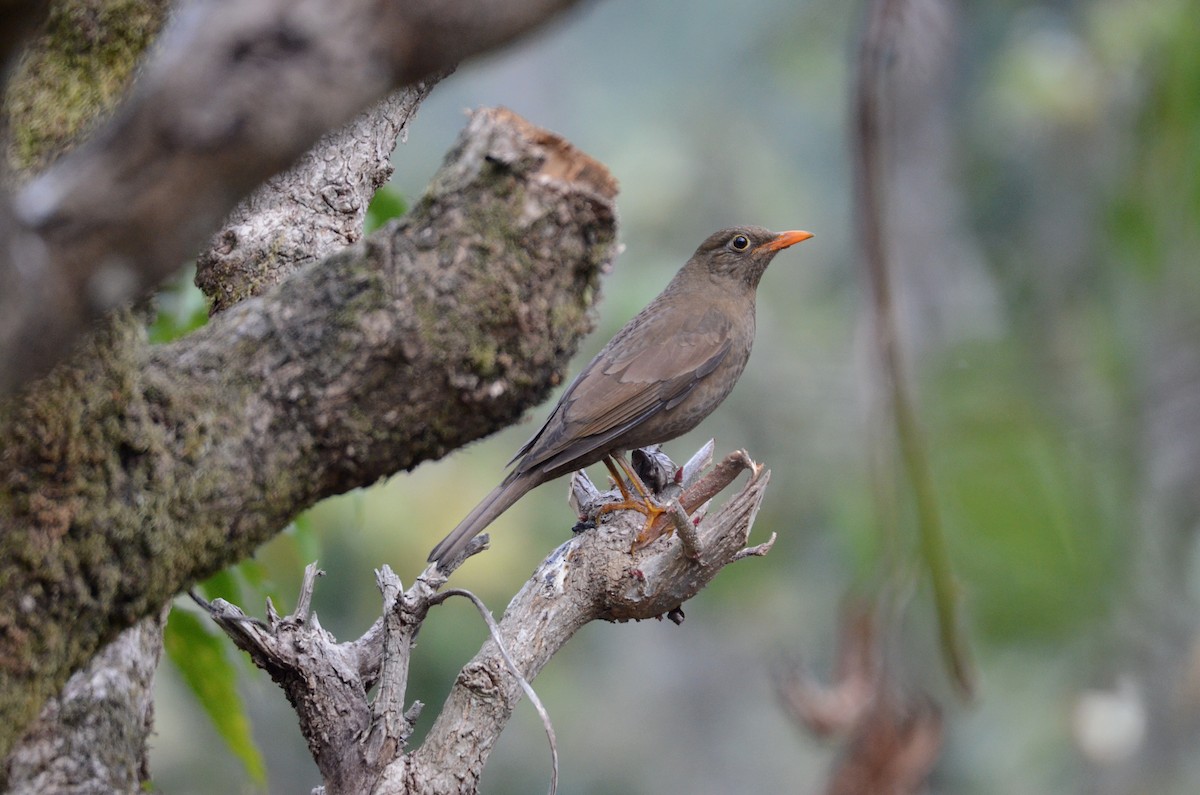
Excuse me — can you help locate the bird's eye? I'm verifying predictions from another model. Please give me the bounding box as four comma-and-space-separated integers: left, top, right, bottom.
730, 234, 750, 251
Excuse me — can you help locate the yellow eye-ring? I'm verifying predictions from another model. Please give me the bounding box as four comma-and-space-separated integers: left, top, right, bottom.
730, 234, 750, 251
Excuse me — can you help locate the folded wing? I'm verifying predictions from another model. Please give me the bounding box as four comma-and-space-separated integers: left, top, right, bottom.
513, 305, 733, 477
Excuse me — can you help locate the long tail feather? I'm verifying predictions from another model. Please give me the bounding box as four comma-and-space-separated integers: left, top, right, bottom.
427, 472, 538, 565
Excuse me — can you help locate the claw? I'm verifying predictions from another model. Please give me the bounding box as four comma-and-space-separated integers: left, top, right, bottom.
630, 504, 678, 551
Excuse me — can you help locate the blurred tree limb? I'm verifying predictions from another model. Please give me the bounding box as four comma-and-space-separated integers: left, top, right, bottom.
0, 0, 616, 786
776, 602, 943, 795
1, 102, 617, 787
854, 0, 975, 697
0, 0, 592, 397
2, 80, 444, 793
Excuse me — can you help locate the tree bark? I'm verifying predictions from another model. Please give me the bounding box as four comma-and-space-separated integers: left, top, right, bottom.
3, 611, 167, 794
2, 78, 444, 792
0, 0, 593, 397
194, 77, 448, 312
0, 0, 620, 779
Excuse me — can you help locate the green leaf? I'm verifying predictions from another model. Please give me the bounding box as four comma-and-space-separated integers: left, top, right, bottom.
148, 267, 210, 344
164, 608, 267, 787
365, 185, 407, 233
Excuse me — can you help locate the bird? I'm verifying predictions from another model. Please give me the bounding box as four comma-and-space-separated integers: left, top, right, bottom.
428, 225, 813, 566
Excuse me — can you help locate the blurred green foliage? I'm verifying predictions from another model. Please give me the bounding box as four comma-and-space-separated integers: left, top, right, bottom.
365, 185, 408, 233
147, 266, 208, 344
1108, 0, 1200, 285
928, 340, 1122, 643
163, 609, 267, 787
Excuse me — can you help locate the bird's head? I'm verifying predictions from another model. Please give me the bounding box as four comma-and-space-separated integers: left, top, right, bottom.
686, 226, 813, 289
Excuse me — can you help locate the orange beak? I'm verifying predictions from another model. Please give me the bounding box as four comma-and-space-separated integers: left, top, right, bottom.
762, 229, 814, 252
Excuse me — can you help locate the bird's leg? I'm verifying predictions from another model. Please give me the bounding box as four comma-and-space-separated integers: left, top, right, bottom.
633, 448, 763, 553
594, 454, 668, 537
612, 454, 656, 502
601, 457, 635, 503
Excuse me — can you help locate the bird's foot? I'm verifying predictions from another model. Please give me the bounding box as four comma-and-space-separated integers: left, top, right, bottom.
588, 446, 717, 556
631, 497, 702, 556
590, 490, 693, 555
594, 494, 667, 526
631, 514, 672, 551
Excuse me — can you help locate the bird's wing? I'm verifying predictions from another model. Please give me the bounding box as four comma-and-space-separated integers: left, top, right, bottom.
513, 305, 733, 476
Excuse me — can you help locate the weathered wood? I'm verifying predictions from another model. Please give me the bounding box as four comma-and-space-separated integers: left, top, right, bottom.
200, 446, 772, 794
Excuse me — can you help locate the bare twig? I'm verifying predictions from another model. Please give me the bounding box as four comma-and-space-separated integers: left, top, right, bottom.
410, 444, 773, 792
434, 588, 560, 795
199, 443, 774, 792
732, 532, 776, 561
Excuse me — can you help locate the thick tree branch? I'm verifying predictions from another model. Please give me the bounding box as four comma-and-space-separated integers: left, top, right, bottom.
0, 107, 618, 758
3, 0, 171, 176
200, 445, 771, 793
3, 75, 446, 790
0, 0, 592, 396
196, 77, 449, 311
1, 0, 170, 410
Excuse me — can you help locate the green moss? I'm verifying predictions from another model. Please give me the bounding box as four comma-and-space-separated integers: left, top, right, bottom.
469, 341, 498, 375
5, 0, 169, 172
549, 301, 585, 339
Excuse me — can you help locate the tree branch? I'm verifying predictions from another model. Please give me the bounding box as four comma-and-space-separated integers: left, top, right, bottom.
2, 610, 168, 794
2, 68, 443, 791
0, 0, 593, 396
199, 445, 772, 793
410, 448, 769, 792
0, 106, 618, 758
195, 76, 449, 311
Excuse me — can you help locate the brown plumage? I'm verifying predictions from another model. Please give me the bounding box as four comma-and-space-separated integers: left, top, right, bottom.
428, 226, 812, 566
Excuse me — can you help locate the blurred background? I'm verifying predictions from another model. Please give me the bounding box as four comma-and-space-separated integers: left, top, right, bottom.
150, 0, 1200, 791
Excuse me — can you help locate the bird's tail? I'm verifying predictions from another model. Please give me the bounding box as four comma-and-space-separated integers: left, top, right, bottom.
427, 472, 535, 566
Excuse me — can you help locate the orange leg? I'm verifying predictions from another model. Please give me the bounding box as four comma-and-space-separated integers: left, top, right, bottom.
595, 454, 668, 547
601, 457, 635, 503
